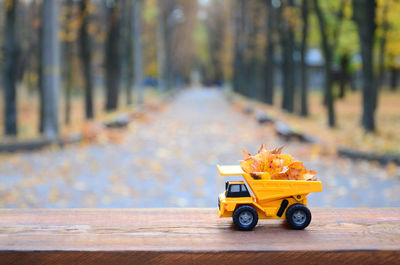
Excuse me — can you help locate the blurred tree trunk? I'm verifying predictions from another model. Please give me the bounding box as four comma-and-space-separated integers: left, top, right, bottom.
264, 0, 275, 105
206, 0, 225, 86
165, 2, 174, 90
314, 0, 336, 127
133, 0, 144, 106
314, 0, 335, 127
299, 0, 308, 116
279, 0, 295, 113
378, 1, 389, 88
233, 0, 246, 95
353, 0, 377, 131
171, 1, 198, 88
239, 0, 247, 96
159, 0, 176, 90
338, 54, 349, 99
79, 0, 95, 118
25, 0, 40, 97
105, 1, 121, 111
246, 1, 262, 99
121, 0, 133, 105
390, 66, 398, 91
63, 43, 72, 125
325, 0, 344, 104
3, 0, 20, 136
38, 8, 44, 133
18, 0, 38, 95
63, 0, 73, 125
41, 0, 61, 140
157, 0, 167, 91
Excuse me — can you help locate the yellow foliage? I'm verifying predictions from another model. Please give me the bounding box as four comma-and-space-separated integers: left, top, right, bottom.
378, 0, 400, 66
5, 0, 14, 10
283, 6, 301, 31
240, 145, 317, 181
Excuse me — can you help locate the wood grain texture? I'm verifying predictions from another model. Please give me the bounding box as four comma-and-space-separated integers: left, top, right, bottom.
0, 208, 399, 264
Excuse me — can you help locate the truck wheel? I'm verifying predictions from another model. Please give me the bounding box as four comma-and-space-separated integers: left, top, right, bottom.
286, 204, 311, 230
233, 205, 258, 231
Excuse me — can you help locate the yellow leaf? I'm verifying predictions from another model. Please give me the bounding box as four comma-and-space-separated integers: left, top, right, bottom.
240, 145, 317, 181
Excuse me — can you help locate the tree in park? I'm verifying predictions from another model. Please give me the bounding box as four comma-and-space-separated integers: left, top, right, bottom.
157, 0, 178, 90
232, 0, 246, 95
377, 0, 389, 88
271, 0, 310, 115
245, 0, 263, 99
279, 0, 296, 113
79, 0, 95, 119
299, 0, 309, 116
378, 0, 400, 91
232, 0, 264, 99
105, 0, 122, 111
60, 0, 75, 125
353, 0, 378, 131
313, 0, 335, 127
133, 0, 144, 106
157, 0, 196, 89
172, 1, 198, 87
156, 0, 167, 91
335, 16, 359, 99
264, 0, 276, 105
41, 0, 61, 140
2, 0, 20, 136
204, 0, 226, 86
120, 0, 134, 105
330, 1, 358, 99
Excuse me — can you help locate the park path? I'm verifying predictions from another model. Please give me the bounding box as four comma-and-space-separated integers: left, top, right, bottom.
0, 88, 399, 208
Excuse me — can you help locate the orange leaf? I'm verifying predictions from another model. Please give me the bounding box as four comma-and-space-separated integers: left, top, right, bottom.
240, 145, 317, 181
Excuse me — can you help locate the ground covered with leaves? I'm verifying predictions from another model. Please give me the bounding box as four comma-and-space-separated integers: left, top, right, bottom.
0, 88, 161, 141
0, 88, 399, 208
236, 90, 400, 156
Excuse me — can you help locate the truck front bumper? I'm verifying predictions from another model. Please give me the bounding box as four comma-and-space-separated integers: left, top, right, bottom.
217, 193, 230, 217
217, 195, 222, 217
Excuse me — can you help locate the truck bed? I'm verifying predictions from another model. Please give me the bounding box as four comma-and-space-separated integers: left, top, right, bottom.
217, 165, 322, 202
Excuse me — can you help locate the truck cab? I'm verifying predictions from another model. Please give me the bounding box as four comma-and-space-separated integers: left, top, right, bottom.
225, 181, 251, 198
218, 180, 256, 219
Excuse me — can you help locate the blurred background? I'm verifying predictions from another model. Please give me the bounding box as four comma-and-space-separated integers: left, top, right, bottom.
0, 0, 399, 208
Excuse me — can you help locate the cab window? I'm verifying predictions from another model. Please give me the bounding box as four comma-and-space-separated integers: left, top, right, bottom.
230, 184, 240, 193
226, 183, 251, 198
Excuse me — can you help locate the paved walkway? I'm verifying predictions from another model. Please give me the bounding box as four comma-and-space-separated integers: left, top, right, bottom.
0, 88, 399, 208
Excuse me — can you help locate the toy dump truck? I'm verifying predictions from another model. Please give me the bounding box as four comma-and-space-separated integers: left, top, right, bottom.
217, 165, 322, 230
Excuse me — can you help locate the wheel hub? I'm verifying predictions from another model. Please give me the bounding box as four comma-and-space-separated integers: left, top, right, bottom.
292, 210, 306, 225
239, 211, 253, 225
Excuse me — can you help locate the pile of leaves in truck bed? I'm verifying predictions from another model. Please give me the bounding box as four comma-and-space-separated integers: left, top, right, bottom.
240, 145, 317, 181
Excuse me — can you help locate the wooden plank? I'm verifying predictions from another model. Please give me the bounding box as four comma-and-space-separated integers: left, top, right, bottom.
0, 208, 399, 264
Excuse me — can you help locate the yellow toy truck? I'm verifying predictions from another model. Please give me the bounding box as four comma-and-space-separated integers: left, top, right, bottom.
217, 165, 322, 230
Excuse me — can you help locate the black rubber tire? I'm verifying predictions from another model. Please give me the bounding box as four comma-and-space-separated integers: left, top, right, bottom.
286, 204, 312, 230
232, 205, 258, 231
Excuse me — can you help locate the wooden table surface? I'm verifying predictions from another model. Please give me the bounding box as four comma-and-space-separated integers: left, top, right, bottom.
0, 208, 399, 264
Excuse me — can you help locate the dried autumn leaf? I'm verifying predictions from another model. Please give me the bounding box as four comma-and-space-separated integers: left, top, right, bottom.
240, 157, 256, 173
242, 150, 252, 160
240, 145, 317, 181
